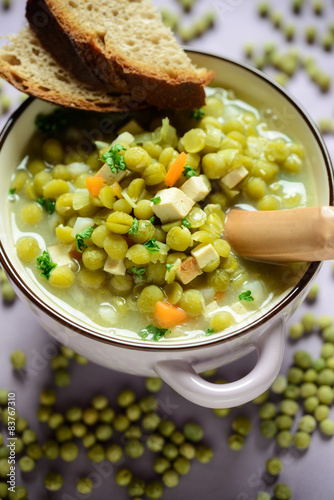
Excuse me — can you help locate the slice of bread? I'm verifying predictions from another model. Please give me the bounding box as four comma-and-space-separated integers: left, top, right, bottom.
0, 27, 148, 113
26, 0, 214, 109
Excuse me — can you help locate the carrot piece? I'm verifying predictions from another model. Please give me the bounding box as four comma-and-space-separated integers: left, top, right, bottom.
215, 292, 224, 302
69, 244, 82, 261
164, 151, 187, 187
154, 301, 188, 329
111, 181, 124, 199
86, 176, 104, 196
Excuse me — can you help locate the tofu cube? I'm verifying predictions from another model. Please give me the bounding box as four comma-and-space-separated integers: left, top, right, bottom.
230, 302, 248, 315
104, 257, 126, 276
48, 244, 76, 270
152, 188, 195, 224
191, 244, 219, 269
95, 162, 127, 185
181, 175, 211, 202
221, 166, 249, 189
176, 257, 203, 284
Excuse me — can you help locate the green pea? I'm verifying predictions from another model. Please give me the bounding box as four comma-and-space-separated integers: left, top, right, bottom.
279, 399, 299, 416
99, 407, 115, 423
303, 396, 319, 413
128, 478, 146, 497
37, 406, 52, 422
115, 468, 132, 486
300, 382, 317, 399
321, 343, 334, 359
10, 350, 26, 370
275, 415, 293, 431
18, 456, 35, 473
158, 420, 176, 437
0, 482, 8, 498
271, 375, 288, 394
113, 414, 130, 432
125, 425, 142, 440
55, 425, 72, 443
228, 434, 244, 450
276, 430, 293, 448
82, 432, 96, 448
42, 440, 59, 460
91, 395, 108, 411
266, 457, 282, 475
292, 0, 304, 13
284, 385, 300, 400
48, 413, 64, 429
195, 445, 214, 463
293, 431, 311, 449
258, 2, 270, 16
260, 420, 277, 439
259, 402, 277, 420
60, 442, 79, 462
298, 415, 316, 433
232, 416, 252, 436
26, 443, 43, 460
76, 477, 93, 495
288, 367, 304, 385
273, 482, 292, 500
183, 422, 203, 442
301, 313, 316, 332
154, 457, 171, 474
244, 42, 255, 58
179, 442, 196, 460
54, 369, 70, 387
95, 424, 113, 442
313, 358, 327, 372
319, 418, 334, 436
126, 404, 141, 422
318, 385, 334, 405
106, 444, 123, 463
75, 354, 88, 365
252, 391, 269, 404
170, 431, 185, 446
142, 412, 160, 431
8, 485, 27, 500
0, 447, 8, 459
0, 458, 10, 477
294, 350, 312, 369
145, 480, 163, 499
117, 389, 136, 408
314, 404, 330, 422
61, 345, 75, 358
162, 470, 179, 488
163, 443, 179, 461
305, 26, 317, 43
83, 408, 99, 426
51, 354, 69, 370
146, 434, 165, 452
145, 377, 163, 393
317, 368, 334, 386
318, 315, 332, 330
87, 444, 105, 463
22, 429, 37, 446
327, 358, 334, 370
0, 390, 8, 406
256, 493, 271, 500
213, 408, 231, 418
139, 395, 158, 413
303, 368, 317, 383
1, 282, 16, 302
284, 24, 295, 41
16, 417, 29, 434
39, 389, 56, 406
125, 439, 145, 459
66, 406, 82, 422
322, 326, 334, 343
44, 472, 63, 491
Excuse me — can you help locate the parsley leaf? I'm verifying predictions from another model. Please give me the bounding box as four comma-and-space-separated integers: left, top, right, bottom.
149, 216, 156, 224
36, 251, 57, 280
75, 226, 94, 253
37, 198, 56, 215
129, 266, 146, 280
166, 264, 174, 272
8, 188, 16, 195
190, 108, 205, 120
182, 217, 191, 228
139, 324, 171, 342
206, 328, 215, 336
183, 164, 198, 178
144, 239, 160, 254
128, 218, 139, 236
101, 144, 126, 174
239, 290, 254, 302
150, 196, 161, 205
35, 109, 68, 133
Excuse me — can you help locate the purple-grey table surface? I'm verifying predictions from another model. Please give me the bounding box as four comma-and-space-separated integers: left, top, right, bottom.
1, 1, 334, 499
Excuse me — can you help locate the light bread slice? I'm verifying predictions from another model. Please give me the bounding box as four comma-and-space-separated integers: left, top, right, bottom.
26, 0, 214, 109
0, 27, 148, 113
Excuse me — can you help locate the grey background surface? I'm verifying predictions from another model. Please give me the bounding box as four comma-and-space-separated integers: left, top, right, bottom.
1, 1, 334, 499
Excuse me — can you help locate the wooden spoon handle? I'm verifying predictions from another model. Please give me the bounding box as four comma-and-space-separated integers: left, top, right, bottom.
224, 206, 334, 263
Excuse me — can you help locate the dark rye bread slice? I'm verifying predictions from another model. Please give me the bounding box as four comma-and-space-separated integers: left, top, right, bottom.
26, 0, 214, 109
0, 28, 148, 113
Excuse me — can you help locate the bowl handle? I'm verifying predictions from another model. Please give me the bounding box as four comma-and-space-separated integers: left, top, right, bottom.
154, 318, 286, 408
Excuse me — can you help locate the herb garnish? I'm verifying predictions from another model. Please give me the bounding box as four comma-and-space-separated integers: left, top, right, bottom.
128, 218, 139, 236
239, 290, 254, 302
149, 216, 156, 224
35, 109, 68, 132
37, 197, 56, 215
144, 239, 160, 254
36, 251, 57, 280
8, 188, 16, 195
150, 196, 161, 205
166, 264, 174, 272
129, 266, 146, 280
75, 226, 94, 253
190, 108, 205, 120
101, 144, 126, 174
139, 324, 171, 341
182, 217, 191, 228
183, 164, 198, 179
206, 328, 215, 336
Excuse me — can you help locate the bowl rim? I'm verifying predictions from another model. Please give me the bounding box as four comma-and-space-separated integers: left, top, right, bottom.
0, 48, 332, 352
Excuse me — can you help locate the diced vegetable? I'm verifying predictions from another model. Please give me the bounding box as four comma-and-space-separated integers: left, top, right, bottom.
85, 176, 104, 196
154, 301, 188, 328
164, 152, 188, 187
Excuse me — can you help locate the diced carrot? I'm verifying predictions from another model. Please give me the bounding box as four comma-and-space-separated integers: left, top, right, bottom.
154, 301, 188, 329
111, 181, 124, 199
69, 244, 82, 261
164, 151, 187, 187
214, 292, 224, 302
86, 176, 104, 196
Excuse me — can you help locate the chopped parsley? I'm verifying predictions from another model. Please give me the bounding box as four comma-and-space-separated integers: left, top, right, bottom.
36, 251, 57, 280
239, 290, 254, 302
206, 328, 215, 336
190, 108, 205, 120
139, 324, 171, 342
129, 266, 146, 280
182, 217, 191, 228
149, 216, 156, 224
144, 239, 160, 254
183, 164, 198, 178
128, 218, 139, 236
8, 188, 16, 196
37, 197, 56, 215
166, 264, 174, 272
101, 144, 126, 174
35, 109, 68, 132
75, 226, 94, 253
150, 196, 161, 205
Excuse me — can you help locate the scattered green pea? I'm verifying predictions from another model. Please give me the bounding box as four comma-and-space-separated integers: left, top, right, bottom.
125, 439, 145, 459
145, 377, 162, 393
0, 389, 8, 406
145, 480, 164, 499
318, 385, 334, 405
273, 482, 292, 500
322, 326, 334, 343
260, 420, 277, 439
276, 430, 293, 448
275, 415, 293, 431
92, 394, 108, 411
270, 11, 283, 28
266, 457, 282, 475
170, 431, 185, 446
128, 478, 146, 497
48, 413, 64, 429
312, 0, 324, 15
39, 388, 56, 406
317, 368, 334, 386
44, 472, 63, 491
83, 408, 99, 426
87, 444, 105, 463
259, 402, 277, 420
8, 485, 28, 500
256, 493, 271, 500
179, 442, 196, 460
76, 477, 93, 495
300, 382, 317, 399
55, 425, 72, 443
18, 456, 35, 473
116, 468, 132, 486
106, 444, 123, 463
313, 358, 327, 372
142, 412, 160, 431
321, 343, 334, 359
271, 375, 288, 394
60, 442, 79, 462
54, 369, 70, 387
82, 432, 96, 449
22, 429, 36, 446
258, 2, 270, 17
195, 445, 214, 464
319, 418, 334, 436
293, 430, 311, 449
75, 354, 88, 365
113, 414, 130, 432
26, 443, 42, 461
228, 434, 244, 450
232, 416, 252, 436
42, 440, 59, 460
154, 457, 171, 474
159, 420, 176, 437
294, 350, 312, 369
303, 396, 319, 413
16, 417, 28, 434
139, 395, 157, 413
95, 424, 113, 441
301, 313, 316, 332
298, 415, 316, 433
252, 390, 269, 405
10, 350, 26, 370
314, 404, 330, 422
244, 42, 255, 58
303, 368, 317, 383
146, 433, 165, 452
162, 469, 179, 488
163, 443, 179, 461
318, 315, 332, 330
99, 407, 115, 423
50, 354, 69, 370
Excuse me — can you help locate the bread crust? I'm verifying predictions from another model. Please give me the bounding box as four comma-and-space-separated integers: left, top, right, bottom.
26, 0, 214, 109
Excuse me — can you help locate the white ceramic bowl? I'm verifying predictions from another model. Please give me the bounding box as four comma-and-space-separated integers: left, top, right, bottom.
0, 50, 333, 408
